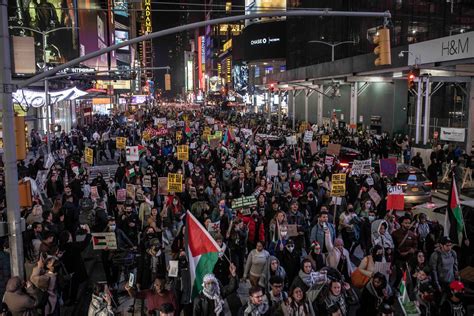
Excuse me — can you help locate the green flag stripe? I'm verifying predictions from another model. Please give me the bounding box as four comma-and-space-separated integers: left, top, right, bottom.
453, 205, 464, 231
192, 252, 219, 298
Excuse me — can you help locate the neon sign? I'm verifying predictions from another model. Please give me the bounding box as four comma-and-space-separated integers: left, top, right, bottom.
144, 0, 152, 34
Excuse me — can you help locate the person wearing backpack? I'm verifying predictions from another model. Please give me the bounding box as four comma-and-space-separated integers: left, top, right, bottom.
429, 236, 458, 292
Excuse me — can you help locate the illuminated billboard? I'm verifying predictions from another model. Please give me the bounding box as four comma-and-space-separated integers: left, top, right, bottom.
243, 20, 286, 61
115, 30, 130, 50
233, 64, 248, 93
245, 0, 286, 25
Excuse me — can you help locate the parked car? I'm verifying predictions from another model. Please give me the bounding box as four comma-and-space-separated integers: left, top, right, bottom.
317, 147, 363, 168
396, 164, 432, 205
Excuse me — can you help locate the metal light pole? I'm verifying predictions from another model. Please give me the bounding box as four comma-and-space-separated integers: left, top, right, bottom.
9, 26, 78, 154
307, 40, 358, 62
0, 0, 24, 277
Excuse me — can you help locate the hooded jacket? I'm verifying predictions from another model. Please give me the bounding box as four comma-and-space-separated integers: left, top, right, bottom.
258, 256, 286, 292
371, 220, 394, 250
3, 277, 37, 316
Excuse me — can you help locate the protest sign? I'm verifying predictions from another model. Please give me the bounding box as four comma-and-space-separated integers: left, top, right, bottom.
116, 137, 127, 149
177, 145, 189, 161
387, 185, 404, 210
155, 117, 167, 125
325, 155, 334, 166
167, 120, 176, 128
327, 143, 341, 156
380, 158, 397, 177
158, 177, 168, 195
176, 131, 183, 141
255, 166, 264, 172
207, 221, 220, 234
330, 173, 346, 197
241, 128, 253, 139
351, 159, 372, 176
267, 159, 279, 177
92, 233, 117, 250
287, 224, 299, 237
321, 135, 330, 145
84, 147, 94, 165
209, 136, 220, 150
35, 170, 48, 192
126, 184, 136, 200
143, 175, 152, 188
215, 131, 223, 141
286, 136, 297, 145
90, 186, 99, 200
168, 261, 179, 277
232, 195, 257, 209
117, 189, 126, 202
303, 131, 314, 143
368, 188, 382, 206
126, 146, 139, 162
168, 173, 183, 193
310, 141, 318, 155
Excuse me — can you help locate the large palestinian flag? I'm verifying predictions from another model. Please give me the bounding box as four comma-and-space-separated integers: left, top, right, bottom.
444, 176, 465, 245
185, 211, 221, 297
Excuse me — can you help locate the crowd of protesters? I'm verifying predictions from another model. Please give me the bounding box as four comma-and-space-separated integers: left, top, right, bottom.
0, 105, 473, 316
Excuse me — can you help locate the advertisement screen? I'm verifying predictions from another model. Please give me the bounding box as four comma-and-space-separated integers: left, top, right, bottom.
245, 0, 286, 25
243, 20, 286, 61
113, 0, 128, 17
115, 30, 129, 50
8, 0, 79, 68
232, 64, 248, 93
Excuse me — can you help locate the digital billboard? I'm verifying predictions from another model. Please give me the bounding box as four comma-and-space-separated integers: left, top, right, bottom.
8, 0, 79, 69
242, 20, 286, 61
245, 0, 286, 25
115, 30, 130, 50
232, 64, 248, 93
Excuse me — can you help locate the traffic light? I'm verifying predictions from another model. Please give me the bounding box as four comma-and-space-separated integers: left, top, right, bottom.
14, 116, 27, 161
164, 73, 171, 91
374, 28, 391, 66
407, 69, 420, 90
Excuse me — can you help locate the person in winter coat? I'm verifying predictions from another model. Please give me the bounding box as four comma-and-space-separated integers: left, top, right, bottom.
244, 241, 270, 287
3, 276, 37, 316
241, 211, 265, 253
280, 286, 315, 316
213, 234, 232, 287
371, 219, 394, 263
309, 211, 336, 256
258, 256, 286, 293
357, 272, 393, 316
88, 283, 114, 316
193, 264, 239, 316
239, 286, 271, 316
276, 239, 300, 286
326, 238, 355, 282
429, 236, 458, 292
305, 241, 326, 272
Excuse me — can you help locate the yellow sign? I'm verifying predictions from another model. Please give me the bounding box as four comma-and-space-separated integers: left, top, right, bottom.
168, 173, 183, 193
322, 135, 330, 145
116, 137, 127, 149
176, 130, 183, 141
177, 145, 189, 161
223, 39, 232, 52
215, 131, 223, 141
85, 147, 94, 165
202, 127, 211, 141
144, 0, 152, 34
330, 173, 346, 197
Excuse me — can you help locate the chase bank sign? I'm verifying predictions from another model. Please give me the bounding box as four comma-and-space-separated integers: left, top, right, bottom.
250, 37, 280, 46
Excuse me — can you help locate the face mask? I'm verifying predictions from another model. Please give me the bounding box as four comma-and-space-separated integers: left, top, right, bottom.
109, 224, 116, 232
173, 200, 178, 206
368, 216, 376, 222
374, 254, 383, 262
454, 292, 464, 299
280, 231, 288, 238
204, 283, 217, 294
287, 245, 295, 252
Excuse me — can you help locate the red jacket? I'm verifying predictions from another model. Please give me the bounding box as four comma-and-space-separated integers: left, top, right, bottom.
240, 214, 265, 245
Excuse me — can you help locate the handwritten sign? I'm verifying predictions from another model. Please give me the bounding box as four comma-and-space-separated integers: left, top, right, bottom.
126, 146, 140, 161
351, 159, 372, 176
303, 131, 314, 143
177, 145, 189, 161
85, 147, 93, 165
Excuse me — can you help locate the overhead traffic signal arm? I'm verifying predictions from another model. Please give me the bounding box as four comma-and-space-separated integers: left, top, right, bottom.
374, 28, 391, 66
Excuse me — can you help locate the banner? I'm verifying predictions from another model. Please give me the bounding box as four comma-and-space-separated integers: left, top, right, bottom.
84, 147, 94, 165
92, 233, 117, 250
330, 173, 346, 197
327, 143, 341, 156
440, 127, 465, 142
126, 184, 136, 200
232, 195, 257, 209
143, 175, 152, 188
116, 137, 127, 149
177, 145, 189, 161
387, 184, 404, 210
286, 136, 297, 145
351, 159, 372, 176
303, 131, 313, 143
168, 173, 183, 193
116, 188, 126, 202
325, 155, 334, 166
380, 158, 397, 177
126, 146, 140, 161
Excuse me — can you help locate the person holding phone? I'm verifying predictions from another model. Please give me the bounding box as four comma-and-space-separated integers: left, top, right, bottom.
88, 283, 114, 316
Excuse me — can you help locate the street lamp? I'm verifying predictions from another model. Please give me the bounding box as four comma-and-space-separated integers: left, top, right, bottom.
9, 26, 78, 155
307, 40, 358, 62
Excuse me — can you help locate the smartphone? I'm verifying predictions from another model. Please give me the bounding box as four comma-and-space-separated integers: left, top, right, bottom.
128, 273, 135, 288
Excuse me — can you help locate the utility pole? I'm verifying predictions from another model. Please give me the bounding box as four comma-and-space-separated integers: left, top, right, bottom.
307, 40, 358, 62
0, 0, 25, 278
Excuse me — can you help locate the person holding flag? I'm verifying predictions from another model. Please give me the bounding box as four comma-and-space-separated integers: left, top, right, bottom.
444, 175, 467, 246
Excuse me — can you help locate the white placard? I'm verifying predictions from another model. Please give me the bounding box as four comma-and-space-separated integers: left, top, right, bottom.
325, 155, 334, 166
168, 260, 179, 277
126, 146, 140, 161
241, 128, 253, 139
303, 131, 314, 143
267, 159, 279, 177
286, 136, 297, 145
387, 185, 403, 195
351, 159, 372, 176
440, 127, 465, 142
167, 120, 176, 128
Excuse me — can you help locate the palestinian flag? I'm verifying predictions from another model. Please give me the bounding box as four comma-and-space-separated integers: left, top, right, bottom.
399, 270, 409, 303
138, 145, 147, 156
185, 122, 191, 138
126, 167, 135, 178
93, 235, 107, 247
185, 211, 221, 297
444, 176, 465, 244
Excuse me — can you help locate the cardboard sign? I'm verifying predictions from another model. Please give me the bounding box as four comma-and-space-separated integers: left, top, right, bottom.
176, 131, 183, 141
90, 186, 99, 200
287, 224, 299, 237
155, 117, 167, 125
168, 260, 179, 277
215, 131, 223, 141
177, 145, 189, 161
310, 141, 318, 155
380, 158, 397, 177
321, 135, 330, 145
325, 155, 334, 166
117, 188, 126, 202
158, 177, 168, 195
116, 137, 127, 149
267, 159, 279, 177
126, 146, 140, 162
351, 159, 372, 176
330, 173, 346, 197
143, 175, 152, 188
92, 232, 117, 250
168, 173, 183, 193
327, 143, 341, 156
126, 184, 136, 200
286, 136, 297, 145
209, 136, 220, 150
303, 131, 314, 143
232, 195, 257, 209
84, 147, 94, 165
387, 185, 403, 195
368, 188, 382, 206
